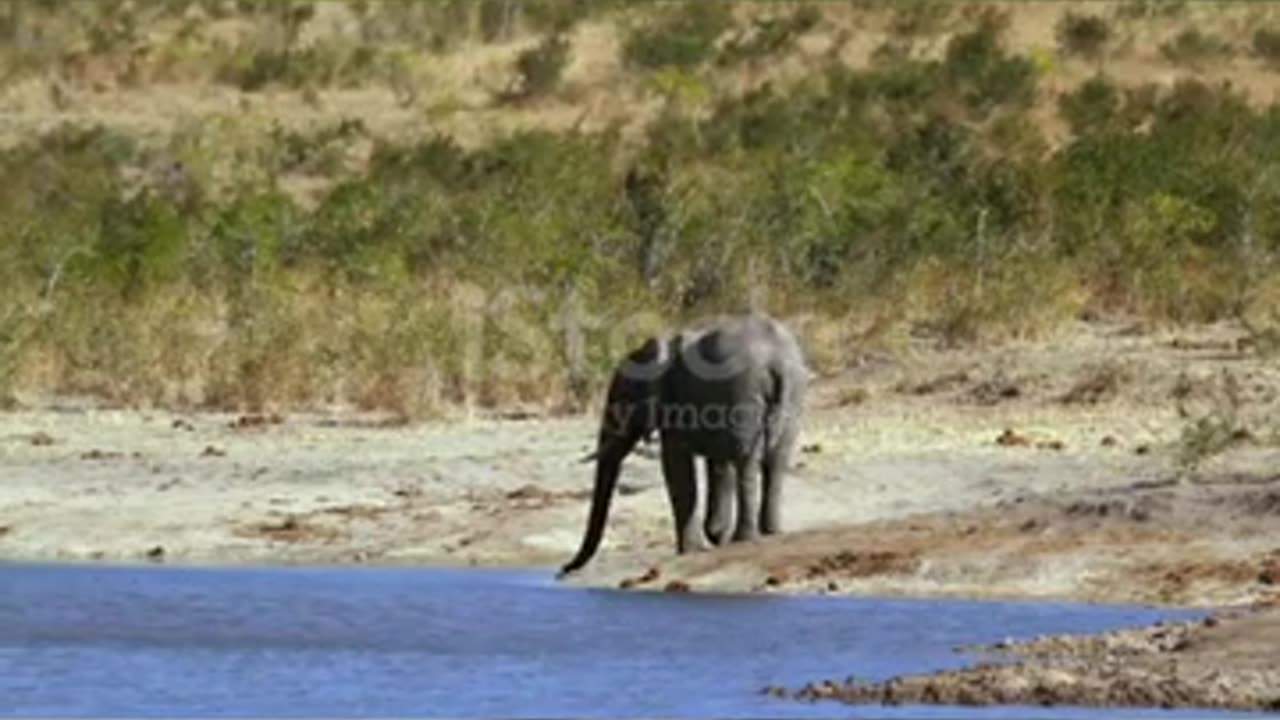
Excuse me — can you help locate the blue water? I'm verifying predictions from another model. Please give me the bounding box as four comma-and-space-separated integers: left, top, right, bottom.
0, 562, 1269, 718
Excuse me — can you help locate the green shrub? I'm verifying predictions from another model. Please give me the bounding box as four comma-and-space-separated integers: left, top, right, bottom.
941, 12, 1039, 118
500, 31, 572, 102
1252, 28, 1280, 65
478, 0, 515, 43
520, 0, 604, 34
1160, 28, 1233, 68
717, 5, 821, 66
889, 0, 952, 37
1113, 0, 1187, 20
215, 42, 382, 92
621, 2, 732, 71
1058, 74, 1123, 136
1055, 11, 1111, 59
90, 190, 188, 301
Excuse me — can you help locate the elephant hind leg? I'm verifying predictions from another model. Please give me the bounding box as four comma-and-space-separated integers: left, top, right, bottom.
731, 452, 763, 544
703, 458, 735, 546
760, 420, 798, 536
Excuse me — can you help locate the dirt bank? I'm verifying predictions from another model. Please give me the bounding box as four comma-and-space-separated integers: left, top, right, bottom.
775, 606, 1280, 713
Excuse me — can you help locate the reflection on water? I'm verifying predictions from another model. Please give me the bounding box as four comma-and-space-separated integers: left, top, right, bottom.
0, 562, 1261, 718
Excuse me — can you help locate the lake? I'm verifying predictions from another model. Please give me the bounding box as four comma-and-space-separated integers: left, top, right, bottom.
0, 562, 1264, 718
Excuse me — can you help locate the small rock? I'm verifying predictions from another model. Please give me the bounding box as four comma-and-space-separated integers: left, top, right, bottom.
996, 429, 1031, 447
392, 485, 422, 499
663, 580, 691, 593
171, 419, 195, 432
1134, 444, 1151, 456
228, 413, 285, 431
761, 685, 790, 698
826, 580, 840, 592
1258, 560, 1280, 586
506, 483, 550, 501
1100, 435, 1118, 447
801, 443, 823, 454
621, 567, 662, 589
145, 545, 165, 561
28, 431, 56, 446
764, 574, 784, 587
201, 445, 226, 458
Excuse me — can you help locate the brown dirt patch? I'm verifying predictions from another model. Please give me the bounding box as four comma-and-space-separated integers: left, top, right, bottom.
28, 431, 56, 446
316, 503, 394, 521
80, 449, 127, 461
802, 549, 921, 581
234, 515, 347, 544
782, 609, 1280, 713
228, 413, 285, 431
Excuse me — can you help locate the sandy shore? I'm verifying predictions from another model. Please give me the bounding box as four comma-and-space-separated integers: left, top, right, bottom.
3, 320, 1279, 712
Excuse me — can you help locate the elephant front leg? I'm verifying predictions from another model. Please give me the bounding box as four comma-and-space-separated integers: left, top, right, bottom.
661, 439, 710, 554
703, 458, 735, 546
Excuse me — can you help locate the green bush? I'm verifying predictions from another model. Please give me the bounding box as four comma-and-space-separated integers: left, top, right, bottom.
941, 12, 1039, 118
1055, 11, 1111, 59
1113, 0, 1187, 20
1160, 28, 1233, 68
1058, 74, 1124, 136
1253, 28, 1280, 65
717, 5, 821, 66
215, 42, 382, 92
501, 31, 572, 102
889, 0, 952, 38
621, 2, 732, 71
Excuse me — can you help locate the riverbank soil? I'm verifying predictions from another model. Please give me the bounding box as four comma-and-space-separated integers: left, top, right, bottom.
3, 319, 1280, 711
777, 607, 1280, 713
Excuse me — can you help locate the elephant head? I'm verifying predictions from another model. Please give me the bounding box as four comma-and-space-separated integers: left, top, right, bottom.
560, 335, 674, 576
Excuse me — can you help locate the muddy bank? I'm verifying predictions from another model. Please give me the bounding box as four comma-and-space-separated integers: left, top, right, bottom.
774, 607, 1280, 713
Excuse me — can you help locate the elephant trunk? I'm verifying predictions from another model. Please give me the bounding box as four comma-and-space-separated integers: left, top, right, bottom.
560, 438, 633, 575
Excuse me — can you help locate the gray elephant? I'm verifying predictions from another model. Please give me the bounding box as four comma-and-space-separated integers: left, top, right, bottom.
559, 311, 809, 575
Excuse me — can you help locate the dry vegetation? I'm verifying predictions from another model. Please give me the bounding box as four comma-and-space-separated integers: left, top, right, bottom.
2, 0, 1280, 421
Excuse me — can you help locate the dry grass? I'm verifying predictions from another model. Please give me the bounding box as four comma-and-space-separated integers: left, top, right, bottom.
5, 1, 1280, 415
6, 2, 1279, 164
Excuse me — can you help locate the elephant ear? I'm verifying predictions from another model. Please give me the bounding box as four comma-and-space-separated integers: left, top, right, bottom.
617, 335, 670, 383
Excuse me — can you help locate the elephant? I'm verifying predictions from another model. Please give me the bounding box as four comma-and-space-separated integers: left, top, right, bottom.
559, 311, 809, 576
